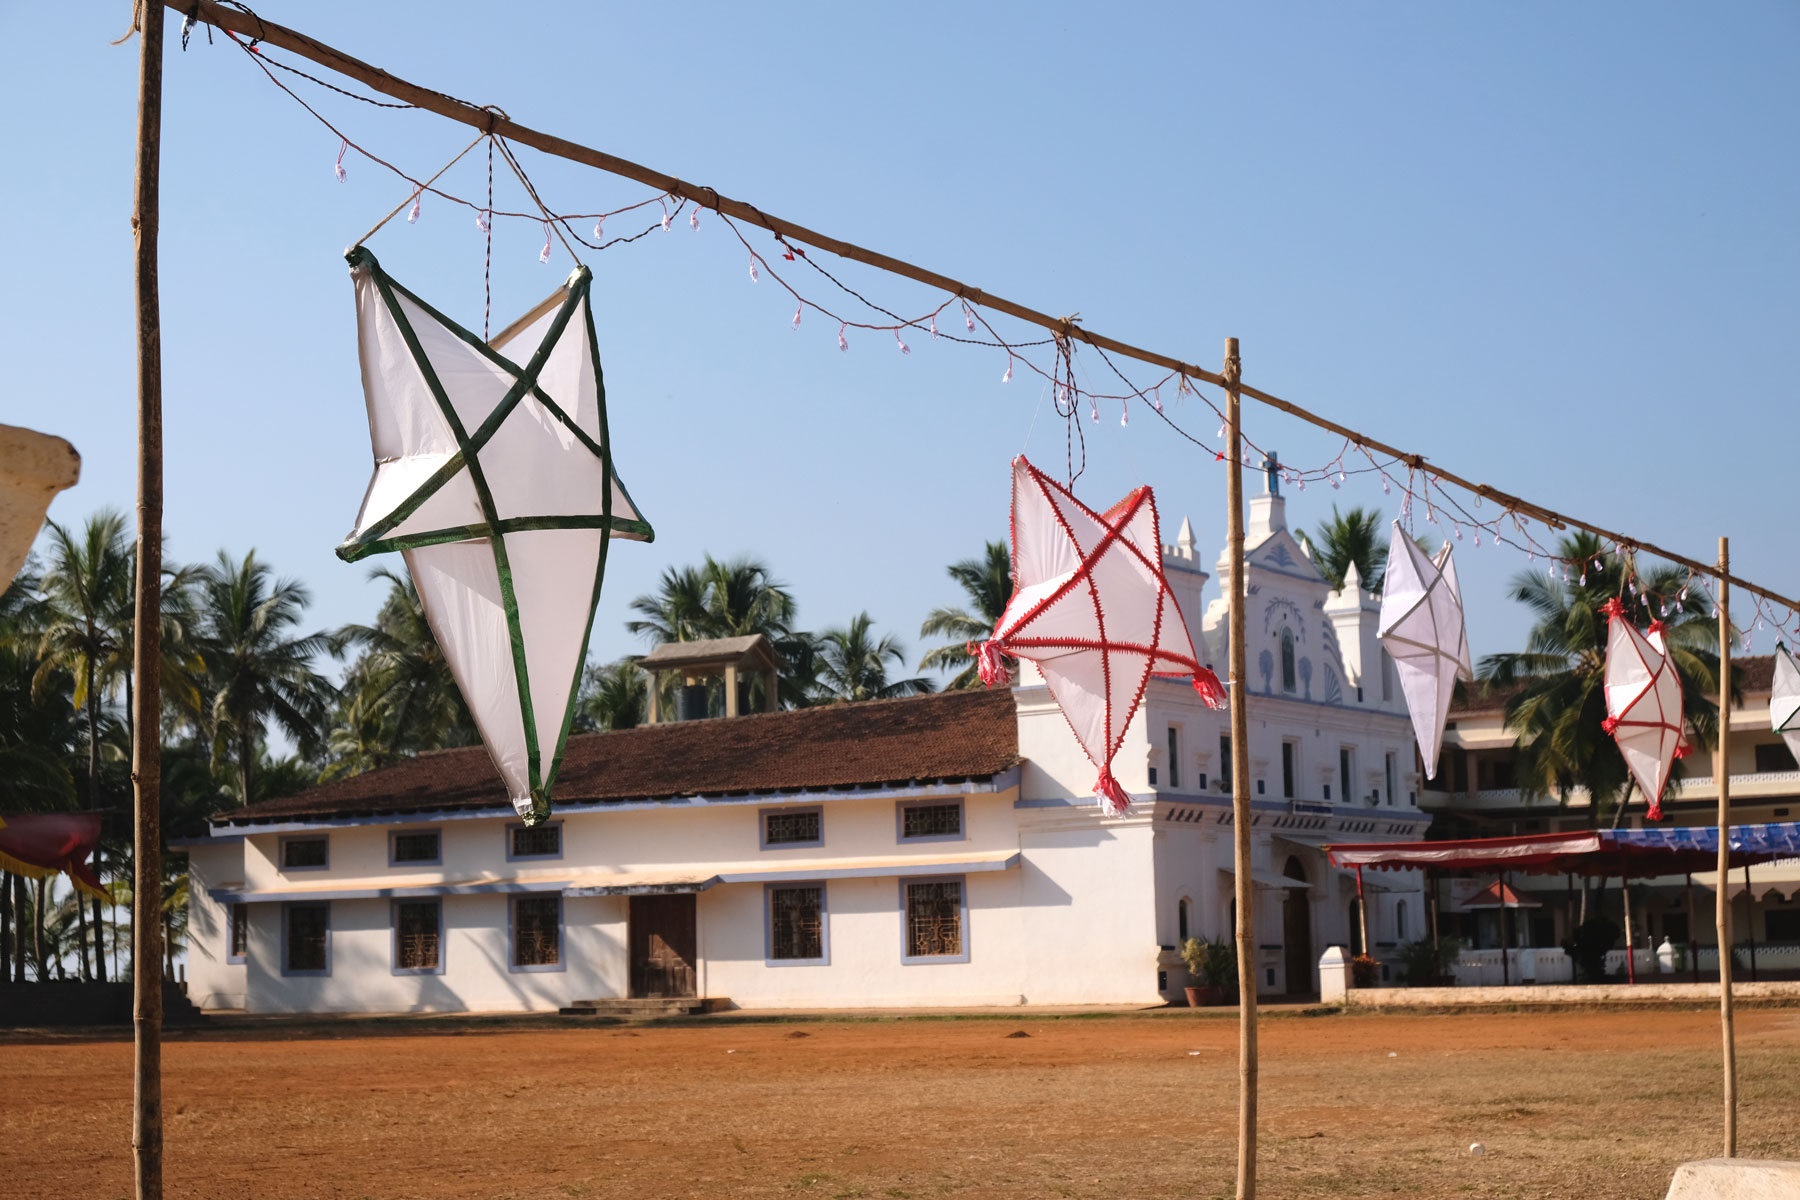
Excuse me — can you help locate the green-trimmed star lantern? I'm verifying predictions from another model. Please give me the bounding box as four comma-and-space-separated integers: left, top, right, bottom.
339, 248, 652, 823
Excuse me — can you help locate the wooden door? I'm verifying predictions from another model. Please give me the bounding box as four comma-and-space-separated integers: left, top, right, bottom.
629, 894, 697, 998
1283, 890, 1314, 996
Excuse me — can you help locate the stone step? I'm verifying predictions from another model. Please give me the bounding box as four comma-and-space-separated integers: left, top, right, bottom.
558, 997, 729, 1017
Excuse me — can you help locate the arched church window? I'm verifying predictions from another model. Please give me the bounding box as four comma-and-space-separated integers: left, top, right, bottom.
1280, 628, 1297, 693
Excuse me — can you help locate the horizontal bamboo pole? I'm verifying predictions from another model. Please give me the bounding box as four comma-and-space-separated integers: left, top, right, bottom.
171, 0, 1800, 616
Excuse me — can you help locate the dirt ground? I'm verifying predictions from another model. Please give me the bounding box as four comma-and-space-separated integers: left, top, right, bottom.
4, 1007, 1797, 1200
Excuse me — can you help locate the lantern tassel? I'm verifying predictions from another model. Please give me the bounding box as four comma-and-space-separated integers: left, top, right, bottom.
1192, 668, 1227, 710
971, 640, 1012, 689
1094, 770, 1133, 818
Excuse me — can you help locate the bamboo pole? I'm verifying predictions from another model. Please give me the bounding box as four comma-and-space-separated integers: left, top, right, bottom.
1715, 536, 1736, 1157
1224, 338, 1257, 1200
164, 0, 1800, 616
130, 3, 167, 1196
1354, 865, 1370, 957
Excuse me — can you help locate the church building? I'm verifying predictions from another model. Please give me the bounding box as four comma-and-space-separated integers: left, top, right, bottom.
182, 464, 1428, 1013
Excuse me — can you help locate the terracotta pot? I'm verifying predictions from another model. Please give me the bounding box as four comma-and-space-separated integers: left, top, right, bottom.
1184, 987, 1204, 1008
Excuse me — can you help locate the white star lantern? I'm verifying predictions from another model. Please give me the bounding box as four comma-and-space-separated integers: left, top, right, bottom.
339, 248, 652, 823
1377, 521, 1473, 781
977, 456, 1223, 817
1773, 643, 1800, 765
1600, 597, 1685, 820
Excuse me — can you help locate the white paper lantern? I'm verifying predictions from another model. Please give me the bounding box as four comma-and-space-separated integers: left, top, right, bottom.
1601, 598, 1684, 820
339, 248, 653, 822
979, 456, 1223, 816
1770, 643, 1800, 765
1377, 521, 1473, 781
0, 425, 80, 590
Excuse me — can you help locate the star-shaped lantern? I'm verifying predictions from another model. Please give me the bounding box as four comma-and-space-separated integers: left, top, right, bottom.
1772, 642, 1800, 765
976, 456, 1223, 816
338, 248, 653, 823
1377, 521, 1473, 781
1600, 597, 1685, 821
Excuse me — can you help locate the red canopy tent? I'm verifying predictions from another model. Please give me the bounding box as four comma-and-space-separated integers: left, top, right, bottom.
1324, 825, 1800, 985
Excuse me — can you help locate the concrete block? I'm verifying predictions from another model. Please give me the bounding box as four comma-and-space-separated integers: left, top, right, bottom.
1664, 1159, 1800, 1200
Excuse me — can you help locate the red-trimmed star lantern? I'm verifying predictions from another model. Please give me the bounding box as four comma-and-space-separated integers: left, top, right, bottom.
1601, 597, 1686, 820
975, 456, 1224, 817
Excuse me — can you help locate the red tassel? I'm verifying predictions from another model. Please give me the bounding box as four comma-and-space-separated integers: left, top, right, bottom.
1601, 715, 1621, 736
1646, 796, 1664, 821
1192, 668, 1227, 710
1600, 597, 1627, 621
1673, 741, 1692, 759
1094, 770, 1133, 817
971, 640, 1012, 689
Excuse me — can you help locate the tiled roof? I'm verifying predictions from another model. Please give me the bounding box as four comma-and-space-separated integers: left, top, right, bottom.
1449, 654, 1775, 718
218, 688, 1021, 826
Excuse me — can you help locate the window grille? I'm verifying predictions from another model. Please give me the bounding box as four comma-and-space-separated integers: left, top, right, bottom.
905, 880, 963, 957
392, 831, 440, 864
901, 803, 961, 840
229, 903, 248, 960
286, 905, 327, 972
769, 886, 824, 960
513, 896, 560, 967
764, 810, 822, 846
396, 900, 440, 970
510, 824, 561, 859
282, 837, 327, 870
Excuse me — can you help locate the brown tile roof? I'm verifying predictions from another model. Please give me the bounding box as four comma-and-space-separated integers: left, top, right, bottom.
1449, 654, 1775, 717
218, 688, 1021, 826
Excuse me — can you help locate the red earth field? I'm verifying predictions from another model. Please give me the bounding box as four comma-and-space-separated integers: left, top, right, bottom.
4, 1006, 1797, 1199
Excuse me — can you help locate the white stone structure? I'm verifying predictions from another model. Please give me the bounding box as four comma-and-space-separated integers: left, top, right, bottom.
184, 465, 1427, 1014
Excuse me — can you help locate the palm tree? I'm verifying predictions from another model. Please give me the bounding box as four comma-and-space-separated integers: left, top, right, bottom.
1309, 505, 1389, 593
1479, 532, 1723, 830
576, 657, 648, 731
193, 550, 336, 805
32, 512, 133, 980
918, 540, 1014, 689
0, 570, 80, 982
329, 567, 475, 768
812, 613, 935, 703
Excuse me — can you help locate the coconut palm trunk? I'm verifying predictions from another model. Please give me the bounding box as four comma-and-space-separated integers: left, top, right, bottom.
33, 876, 46, 980
82, 658, 107, 983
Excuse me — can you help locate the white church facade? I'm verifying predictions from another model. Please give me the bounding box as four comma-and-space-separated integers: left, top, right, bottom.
183, 470, 1428, 1014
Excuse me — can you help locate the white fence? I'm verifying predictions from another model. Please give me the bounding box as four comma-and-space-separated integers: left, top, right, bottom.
1443, 942, 1800, 986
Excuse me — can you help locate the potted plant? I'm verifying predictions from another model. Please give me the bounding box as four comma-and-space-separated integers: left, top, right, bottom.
1350, 953, 1380, 988
1179, 936, 1237, 1005
1397, 936, 1464, 987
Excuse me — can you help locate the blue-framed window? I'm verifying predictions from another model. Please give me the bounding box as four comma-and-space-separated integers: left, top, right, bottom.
281, 902, 330, 976
896, 799, 965, 843
764, 882, 829, 966
392, 898, 445, 975
506, 821, 563, 862
389, 827, 442, 867
760, 805, 824, 850
509, 894, 564, 973
227, 902, 249, 964
278, 834, 329, 873
900, 875, 970, 964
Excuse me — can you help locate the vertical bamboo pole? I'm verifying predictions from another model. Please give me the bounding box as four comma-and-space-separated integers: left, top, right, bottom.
1686, 873, 1699, 984
1224, 337, 1257, 1200
1355, 866, 1369, 957
1742, 863, 1757, 982
1715, 536, 1735, 1157
130, 3, 167, 1197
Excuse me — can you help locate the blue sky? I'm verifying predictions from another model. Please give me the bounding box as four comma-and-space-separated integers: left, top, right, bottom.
4, 2, 1797, 681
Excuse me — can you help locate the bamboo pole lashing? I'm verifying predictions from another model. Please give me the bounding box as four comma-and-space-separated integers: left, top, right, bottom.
167, 0, 1800, 617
